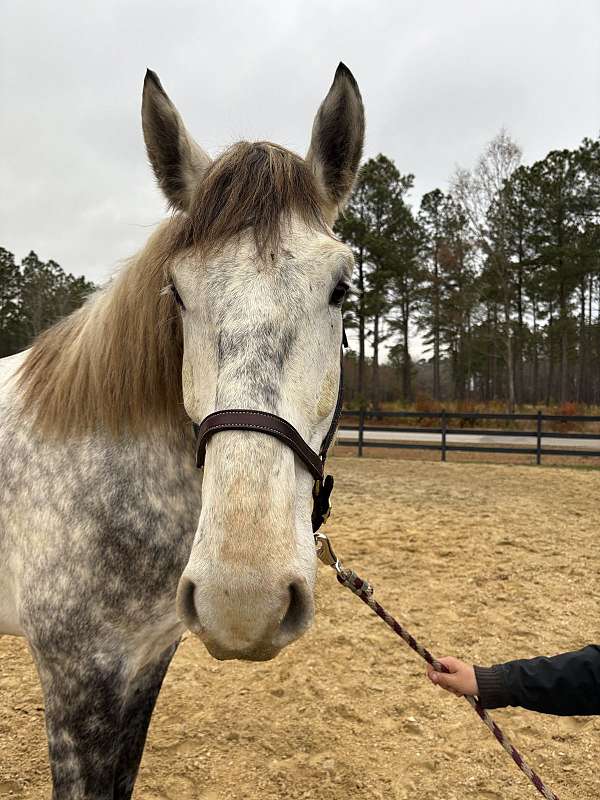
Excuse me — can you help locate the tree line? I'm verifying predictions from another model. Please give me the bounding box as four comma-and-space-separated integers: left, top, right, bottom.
2, 131, 598, 409
0, 248, 96, 358
336, 132, 600, 409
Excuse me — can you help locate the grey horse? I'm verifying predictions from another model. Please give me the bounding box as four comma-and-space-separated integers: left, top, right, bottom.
0, 63, 364, 798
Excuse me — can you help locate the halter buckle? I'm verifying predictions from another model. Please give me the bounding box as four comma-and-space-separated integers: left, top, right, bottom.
314, 532, 342, 573
312, 474, 334, 532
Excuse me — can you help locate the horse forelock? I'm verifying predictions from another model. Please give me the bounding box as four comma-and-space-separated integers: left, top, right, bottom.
16, 141, 327, 439
187, 140, 327, 258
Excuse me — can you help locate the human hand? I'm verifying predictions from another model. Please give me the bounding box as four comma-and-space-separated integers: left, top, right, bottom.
426, 657, 478, 697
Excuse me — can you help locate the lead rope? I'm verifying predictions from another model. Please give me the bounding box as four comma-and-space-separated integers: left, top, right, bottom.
315, 533, 561, 800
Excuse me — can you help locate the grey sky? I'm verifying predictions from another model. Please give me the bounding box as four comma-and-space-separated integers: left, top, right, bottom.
2, 0, 599, 287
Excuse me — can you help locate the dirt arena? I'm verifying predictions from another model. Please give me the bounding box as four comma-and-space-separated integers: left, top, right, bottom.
1, 457, 599, 799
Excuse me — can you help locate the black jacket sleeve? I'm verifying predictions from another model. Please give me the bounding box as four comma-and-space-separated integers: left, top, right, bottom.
474, 645, 600, 716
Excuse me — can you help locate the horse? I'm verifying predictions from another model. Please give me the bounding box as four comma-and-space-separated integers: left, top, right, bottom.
0, 63, 364, 798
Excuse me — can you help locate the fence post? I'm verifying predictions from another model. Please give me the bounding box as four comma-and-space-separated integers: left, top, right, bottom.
536, 409, 542, 465
358, 408, 365, 458
441, 409, 447, 462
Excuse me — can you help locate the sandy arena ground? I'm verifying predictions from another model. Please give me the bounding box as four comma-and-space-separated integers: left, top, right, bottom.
1, 457, 599, 799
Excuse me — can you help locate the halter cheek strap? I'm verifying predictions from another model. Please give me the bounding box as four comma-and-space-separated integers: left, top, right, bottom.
192, 328, 347, 532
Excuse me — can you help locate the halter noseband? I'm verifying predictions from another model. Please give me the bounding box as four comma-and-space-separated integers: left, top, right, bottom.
193, 328, 347, 532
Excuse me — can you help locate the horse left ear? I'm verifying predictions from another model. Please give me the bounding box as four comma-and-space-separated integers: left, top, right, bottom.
306, 63, 365, 223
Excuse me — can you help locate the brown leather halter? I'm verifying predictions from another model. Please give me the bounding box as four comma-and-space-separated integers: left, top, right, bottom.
193, 329, 347, 532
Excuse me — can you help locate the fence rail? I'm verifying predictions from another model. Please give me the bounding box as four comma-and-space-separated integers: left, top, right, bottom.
336, 409, 600, 464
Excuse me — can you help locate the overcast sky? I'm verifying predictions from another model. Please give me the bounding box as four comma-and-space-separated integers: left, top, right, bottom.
2, 0, 599, 286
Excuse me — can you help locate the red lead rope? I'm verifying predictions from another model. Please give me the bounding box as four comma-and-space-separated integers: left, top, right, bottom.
315, 533, 561, 800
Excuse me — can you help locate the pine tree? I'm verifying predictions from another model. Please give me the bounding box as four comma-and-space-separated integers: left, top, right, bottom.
335, 155, 414, 408
0, 248, 96, 357
417, 190, 447, 400
0, 248, 23, 356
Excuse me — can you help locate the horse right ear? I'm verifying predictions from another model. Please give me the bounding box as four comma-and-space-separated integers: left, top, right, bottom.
142, 70, 211, 212
306, 63, 365, 224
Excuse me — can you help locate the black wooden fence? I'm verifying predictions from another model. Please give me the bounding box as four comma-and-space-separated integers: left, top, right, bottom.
336, 410, 600, 464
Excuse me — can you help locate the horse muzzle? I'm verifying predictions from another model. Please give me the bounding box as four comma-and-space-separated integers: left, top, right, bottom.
176, 572, 314, 661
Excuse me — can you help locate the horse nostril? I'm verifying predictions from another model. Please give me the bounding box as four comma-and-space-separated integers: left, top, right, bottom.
274, 579, 314, 648
176, 576, 203, 636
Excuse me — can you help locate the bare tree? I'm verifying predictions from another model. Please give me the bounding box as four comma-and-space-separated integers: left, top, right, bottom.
451, 129, 522, 411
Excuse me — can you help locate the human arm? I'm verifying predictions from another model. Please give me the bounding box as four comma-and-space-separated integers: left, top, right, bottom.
427, 646, 600, 716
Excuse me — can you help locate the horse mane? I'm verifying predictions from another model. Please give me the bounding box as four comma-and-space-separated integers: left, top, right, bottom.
17, 221, 186, 438
17, 141, 326, 438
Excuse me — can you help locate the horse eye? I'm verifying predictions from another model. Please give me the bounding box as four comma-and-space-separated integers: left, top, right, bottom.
329, 282, 349, 306
170, 283, 185, 311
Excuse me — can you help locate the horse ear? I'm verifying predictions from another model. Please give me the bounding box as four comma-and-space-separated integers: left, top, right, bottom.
306, 63, 365, 223
142, 69, 211, 212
